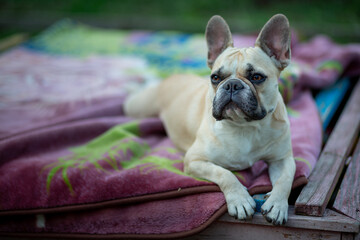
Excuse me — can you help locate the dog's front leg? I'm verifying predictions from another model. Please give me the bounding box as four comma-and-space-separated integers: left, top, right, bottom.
185, 160, 256, 220
261, 157, 296, 225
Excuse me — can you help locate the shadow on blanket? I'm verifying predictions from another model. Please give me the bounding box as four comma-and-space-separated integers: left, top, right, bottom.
0, 20, 359, 238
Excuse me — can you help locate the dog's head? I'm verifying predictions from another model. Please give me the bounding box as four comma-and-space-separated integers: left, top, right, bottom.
206, 14, 291, 122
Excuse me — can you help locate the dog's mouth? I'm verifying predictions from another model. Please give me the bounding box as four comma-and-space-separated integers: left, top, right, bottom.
214, 100, 265, 122
223, 101, 241, 120
212, 84, 267, 122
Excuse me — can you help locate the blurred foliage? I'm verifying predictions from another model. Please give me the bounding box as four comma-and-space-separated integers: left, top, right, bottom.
0, 0, 359, 42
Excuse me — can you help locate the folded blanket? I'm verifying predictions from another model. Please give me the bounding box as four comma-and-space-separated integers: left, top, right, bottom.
0, 20, 359, 238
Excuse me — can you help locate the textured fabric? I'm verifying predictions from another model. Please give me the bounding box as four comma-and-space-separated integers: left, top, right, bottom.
0, 96, 318, 213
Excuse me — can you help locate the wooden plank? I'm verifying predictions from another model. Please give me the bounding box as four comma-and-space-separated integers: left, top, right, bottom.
186, 206, 358, 239
295, 80, 360, 216
333, 137, 360, 222
217, 206, 359, 233
184, 221, 342, 240
342, 233, 355, 240
356, 232, 360, 240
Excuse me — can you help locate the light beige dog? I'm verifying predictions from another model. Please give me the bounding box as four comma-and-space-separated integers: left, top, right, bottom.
124, 14, 295, 225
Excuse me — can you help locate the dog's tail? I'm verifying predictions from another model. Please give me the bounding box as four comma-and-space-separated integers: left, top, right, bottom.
123, 84, 161, 118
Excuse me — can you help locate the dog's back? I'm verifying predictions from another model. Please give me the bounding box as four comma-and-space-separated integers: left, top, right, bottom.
124, 74, 209, 151
124, 84, 161, 118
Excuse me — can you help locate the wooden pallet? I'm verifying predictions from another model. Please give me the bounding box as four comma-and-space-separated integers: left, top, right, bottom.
295, 79, 360, 217
333, 137, 360, 227
185, 207, 358, 240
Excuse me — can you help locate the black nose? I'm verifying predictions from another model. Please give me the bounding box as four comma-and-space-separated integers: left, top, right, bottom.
222, 79, 244, 93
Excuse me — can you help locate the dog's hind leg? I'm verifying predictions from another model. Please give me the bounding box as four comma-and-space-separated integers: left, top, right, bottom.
124, 85, 161, 118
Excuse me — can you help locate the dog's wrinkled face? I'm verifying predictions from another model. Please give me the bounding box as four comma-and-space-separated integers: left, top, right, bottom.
205, 15, 291, 122
210, 47, 280, 121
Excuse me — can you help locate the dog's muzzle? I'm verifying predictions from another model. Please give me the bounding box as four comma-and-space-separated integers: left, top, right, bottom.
212, 78, 266, 121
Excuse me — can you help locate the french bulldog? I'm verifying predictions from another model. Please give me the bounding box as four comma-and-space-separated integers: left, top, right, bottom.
124, 14, 295, 225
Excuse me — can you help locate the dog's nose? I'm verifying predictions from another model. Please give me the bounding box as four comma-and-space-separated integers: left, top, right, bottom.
223, 79, 244, 94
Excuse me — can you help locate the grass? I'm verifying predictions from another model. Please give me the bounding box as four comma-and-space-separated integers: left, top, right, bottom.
0, 0, 359, 42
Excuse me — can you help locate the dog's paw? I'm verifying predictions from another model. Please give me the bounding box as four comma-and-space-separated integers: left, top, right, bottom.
225, 190, 256, 220
261, 196, 288, 225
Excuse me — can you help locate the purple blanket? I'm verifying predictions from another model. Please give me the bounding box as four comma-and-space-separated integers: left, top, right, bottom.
0, 21, 360, 238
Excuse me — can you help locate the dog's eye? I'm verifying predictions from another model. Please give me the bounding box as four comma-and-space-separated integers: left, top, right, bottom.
251, 74, 266, 82
211, 74, 221, 83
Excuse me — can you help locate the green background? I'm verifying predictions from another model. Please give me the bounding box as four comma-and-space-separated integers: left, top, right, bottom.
0, 0, 359, 43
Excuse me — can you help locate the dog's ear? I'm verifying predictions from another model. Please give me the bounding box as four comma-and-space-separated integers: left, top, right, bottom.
206, 15, 233, 69
255, 14, 291, 70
